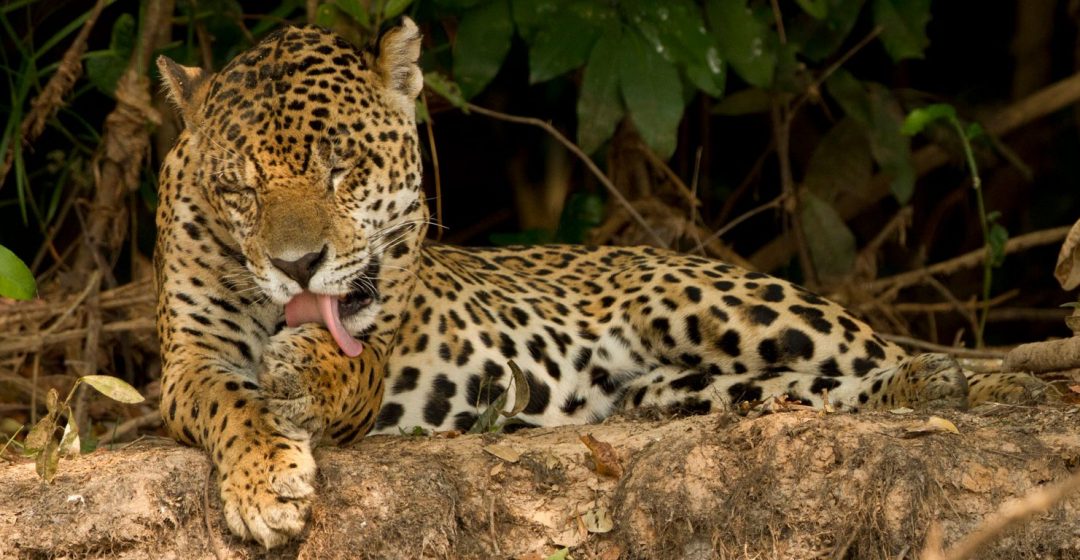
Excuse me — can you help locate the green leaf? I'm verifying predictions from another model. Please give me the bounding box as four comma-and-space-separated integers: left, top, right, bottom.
872, 0, 931, 61
711, 87, 775, 115
801, 191, 856, 280
86, 12, 136, 97
837, 76, 915, 203
453, 0, 514, 99
965, 122, 985, 140
545, 548, 570, 560
382, 0, 414, 20
510, 0, 557, 41
556, 192, 605, 243
988, 222, 1008, 267
489, 228, 553, 246
625, 0, 726, 97
619, 30, 684, 158
866, 84, 914, 202
528, 13, 601, 83
415, 98, 430, 123
792, 0, 865, 62
901, 103, 957, 136
0, 244, 36, 300
826, 69, 871, 124
794, 0, 829, 19
334, 0, 371, 27
577, 25, 625, 154
80, 375, 145, 404
315, 3, 341, 27
706, 0, 777, 88
804, 118, 872, 203
424, 72, 468, 110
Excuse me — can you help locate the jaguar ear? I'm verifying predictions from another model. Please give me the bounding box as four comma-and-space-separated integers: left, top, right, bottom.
157, 56, 209, 126
376, 17, 423, 103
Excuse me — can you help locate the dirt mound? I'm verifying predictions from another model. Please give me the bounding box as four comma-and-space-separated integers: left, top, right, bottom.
2, 407, 1079, 559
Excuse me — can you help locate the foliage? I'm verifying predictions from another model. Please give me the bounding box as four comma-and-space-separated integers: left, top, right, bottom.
2, 0, 1069, 366
21, 375, 144, 482
467, 359, 531, 434
0, 244, 35, 300
902, 103, 1004, 347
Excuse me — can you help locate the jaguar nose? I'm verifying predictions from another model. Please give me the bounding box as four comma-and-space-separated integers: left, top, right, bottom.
271, 246, 326, 289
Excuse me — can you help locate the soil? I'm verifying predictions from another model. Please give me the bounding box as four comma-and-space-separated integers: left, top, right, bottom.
2, 406, 1079, 559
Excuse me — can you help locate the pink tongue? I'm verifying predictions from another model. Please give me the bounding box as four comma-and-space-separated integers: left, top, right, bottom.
284, 292, 365, 357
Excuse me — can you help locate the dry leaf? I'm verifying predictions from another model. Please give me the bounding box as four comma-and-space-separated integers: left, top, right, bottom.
1055, 219, 1080, 290
580, 434, 623, 478
890, 407, 915, 414
483, 443, 520, 463
595, 544, 623, 560
901, 416, 960, 438
489, 462, 505, 477
582, 505, 614, 533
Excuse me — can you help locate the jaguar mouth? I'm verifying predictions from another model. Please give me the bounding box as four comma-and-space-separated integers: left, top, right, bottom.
282, 258, 381, 357
340, 258, 381, 318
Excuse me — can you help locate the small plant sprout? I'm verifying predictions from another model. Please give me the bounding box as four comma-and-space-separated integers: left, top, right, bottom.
902, 104, 1007, 347
22, 375, 144, 482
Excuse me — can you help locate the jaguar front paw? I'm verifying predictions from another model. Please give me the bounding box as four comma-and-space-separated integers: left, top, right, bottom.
259, 324, 336, 439
218, 436, 317, 548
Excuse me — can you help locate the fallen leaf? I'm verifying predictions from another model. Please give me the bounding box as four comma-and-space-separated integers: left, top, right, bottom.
490, 462, 505, 477
890, 407, 915, 414
582, 505, 614, 533
580, 434, 623, 478
1055, 218, 1080, 290
901, 416, 960, 438
483, 443, 520, 463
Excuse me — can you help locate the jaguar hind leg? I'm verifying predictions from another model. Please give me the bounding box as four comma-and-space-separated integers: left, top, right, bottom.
621, 353, 971, 414
965, 371, 1048, 406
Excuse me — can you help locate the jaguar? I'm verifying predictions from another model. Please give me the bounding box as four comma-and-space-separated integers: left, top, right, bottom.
154, 18, 1043, 547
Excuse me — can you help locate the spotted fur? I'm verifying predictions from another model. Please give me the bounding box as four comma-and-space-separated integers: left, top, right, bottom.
155, 19, 1045, 548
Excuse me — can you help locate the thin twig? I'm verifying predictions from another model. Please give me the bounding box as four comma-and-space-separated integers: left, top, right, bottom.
924, 276, 979, 342
864, 226, 1071, 294
188, 0, 215, 70
715, 139, 774, 227
769, 98, 818, 288
98, 411, 162, 445
922, 469, 1080, 560
632, 143, 701, 208
463, 102, 669, 248
791, 26, 884, 114
0, 318, 155, 355
769, 0, 787, 44
693, 193, 789, 254
688, 146, 705, 254
891, 289, 1018, 314
854, 206, 912, 267
204, 465, 229, 560
882, 334, 1009, 359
